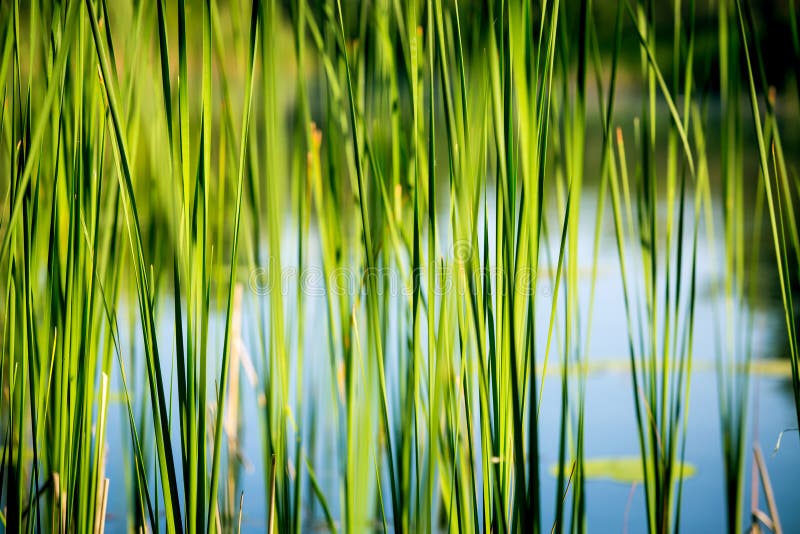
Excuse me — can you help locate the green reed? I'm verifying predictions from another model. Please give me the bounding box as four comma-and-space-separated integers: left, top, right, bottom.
1, 1, 799, 533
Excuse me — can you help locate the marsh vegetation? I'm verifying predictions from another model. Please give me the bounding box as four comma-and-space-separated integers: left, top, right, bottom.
0, 0, 799, 532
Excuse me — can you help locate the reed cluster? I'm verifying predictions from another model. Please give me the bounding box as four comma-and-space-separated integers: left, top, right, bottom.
0, 0, 798, 532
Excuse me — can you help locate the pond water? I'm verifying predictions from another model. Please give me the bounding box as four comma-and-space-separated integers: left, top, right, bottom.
101, 111, 800, 532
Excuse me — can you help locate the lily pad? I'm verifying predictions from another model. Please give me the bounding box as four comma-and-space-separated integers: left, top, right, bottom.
550, 457, 696, 484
